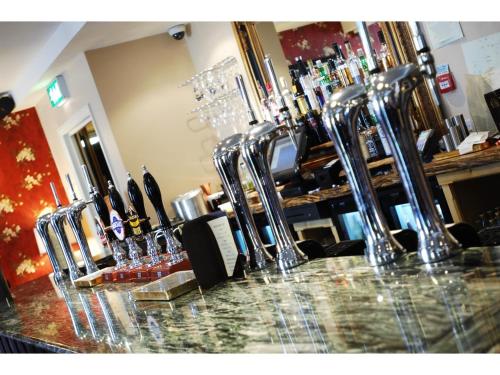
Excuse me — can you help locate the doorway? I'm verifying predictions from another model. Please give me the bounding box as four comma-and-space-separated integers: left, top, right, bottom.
72, 121, 114, 197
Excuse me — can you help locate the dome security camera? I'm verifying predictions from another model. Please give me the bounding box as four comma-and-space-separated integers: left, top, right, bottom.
168, 24, 187, 40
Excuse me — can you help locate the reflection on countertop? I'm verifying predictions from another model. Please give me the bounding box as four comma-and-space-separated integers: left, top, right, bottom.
0, 247, 499, 353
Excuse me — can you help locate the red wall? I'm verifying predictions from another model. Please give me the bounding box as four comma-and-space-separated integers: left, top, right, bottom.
0, 107, 67, 288
278, 22, 382, 64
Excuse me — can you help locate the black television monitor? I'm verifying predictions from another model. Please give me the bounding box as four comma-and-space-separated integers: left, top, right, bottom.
484, 88, 500, 132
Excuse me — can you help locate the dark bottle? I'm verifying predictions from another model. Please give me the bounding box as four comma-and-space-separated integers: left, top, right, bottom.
108, 180, 133, 237
304, 94, 329, 144
290, 69, 305, 96
127, 172, 152, 233
142, 166, 172, 230
90, 187, 117, 242
292, 99, 306, 128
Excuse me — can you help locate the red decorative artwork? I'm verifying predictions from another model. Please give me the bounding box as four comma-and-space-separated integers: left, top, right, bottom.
278, 22, 383, 64
0, 107, 67, 288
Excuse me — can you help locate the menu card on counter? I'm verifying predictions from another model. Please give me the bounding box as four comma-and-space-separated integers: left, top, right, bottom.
207, 216, 239, 277
458, 131, 490, 155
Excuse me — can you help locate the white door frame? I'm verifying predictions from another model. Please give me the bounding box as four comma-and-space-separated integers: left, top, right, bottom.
57, 103, 115, 258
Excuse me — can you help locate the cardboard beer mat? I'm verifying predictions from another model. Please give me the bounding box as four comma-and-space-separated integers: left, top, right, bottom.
74, 267, 115, 288
131, 270, 198, 301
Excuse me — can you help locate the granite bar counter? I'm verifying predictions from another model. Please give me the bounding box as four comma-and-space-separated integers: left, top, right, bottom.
1, 247, 499, 353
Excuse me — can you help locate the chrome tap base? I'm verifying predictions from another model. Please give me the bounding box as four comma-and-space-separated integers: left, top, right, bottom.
155, 227, 184, 265
368, 64, 461, 264
126, 237, 143, 269
111, 240, 128, 270
144, 232, 162, 266
276, 243, 308, 271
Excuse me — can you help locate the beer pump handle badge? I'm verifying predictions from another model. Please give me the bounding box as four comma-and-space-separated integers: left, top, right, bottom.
110, 209, 126, 241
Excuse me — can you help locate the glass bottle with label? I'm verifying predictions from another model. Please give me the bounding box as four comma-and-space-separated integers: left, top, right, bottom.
332, 43, 354, 86
377, 30, 395, 71
344, 40, 364, 85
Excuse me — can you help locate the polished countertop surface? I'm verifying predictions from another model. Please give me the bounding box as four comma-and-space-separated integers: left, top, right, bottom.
1, 247, 499, 353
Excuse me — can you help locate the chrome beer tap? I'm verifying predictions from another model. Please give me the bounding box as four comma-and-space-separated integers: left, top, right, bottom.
107, 179, 144, 268
35, 211, 66, 284
81, 165, 128, 269
213, 75, 273, 270
242, 122, 307, 271
235, 74, 258, 126
408, 22, 446, 119
213, 133, 273, 270
368, 64, 461, 263
65, 174, 100, 274
49, 182, 84, 283
323, 85, 406, 266
263, 55, 298, 149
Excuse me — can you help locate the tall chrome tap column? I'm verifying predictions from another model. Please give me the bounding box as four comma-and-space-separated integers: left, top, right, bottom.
323, 85, 406, 266
213, 134, 273, 270
212, 74, 273, 270
49, 182, 84, 282
65, 174, 99, 274
242, 122, 307, 271
368, 64, 461, 263
263, 55, 298, 149
35, 212, 66, 284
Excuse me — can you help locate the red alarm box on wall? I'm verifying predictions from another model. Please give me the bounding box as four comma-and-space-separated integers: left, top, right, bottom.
436, 64, 456, 94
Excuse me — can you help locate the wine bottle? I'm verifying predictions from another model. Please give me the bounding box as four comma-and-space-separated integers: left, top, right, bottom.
344, 40, 364, 85
142, 166, 172, 230
127, 172, 153, 233
332, 43, 354, 86
377, 30, 395, 71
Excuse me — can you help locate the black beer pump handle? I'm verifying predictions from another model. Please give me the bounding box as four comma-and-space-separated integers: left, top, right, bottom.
93, 190, 117, 241
142, 165, 172, 230
127, 172, 152, 233
81, 164, 117, 241
108, 180, 133, 237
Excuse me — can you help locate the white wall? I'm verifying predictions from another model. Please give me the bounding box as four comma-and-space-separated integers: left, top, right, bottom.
422, 22, 500, 131
86, 34, 221, 218
35, 52, 127, 258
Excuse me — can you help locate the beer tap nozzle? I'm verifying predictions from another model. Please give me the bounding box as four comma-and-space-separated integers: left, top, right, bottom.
50, 181, 62, 208
65, 173, 78, 202
235, 74, 258, 126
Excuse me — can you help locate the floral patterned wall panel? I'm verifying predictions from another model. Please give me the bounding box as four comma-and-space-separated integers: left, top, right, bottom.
278, 22, 382, 64
0, 107, 68, 288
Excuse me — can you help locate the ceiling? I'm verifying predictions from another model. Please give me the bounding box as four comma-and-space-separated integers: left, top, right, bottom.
0, 21, 177, 109
0, 22, 61, 95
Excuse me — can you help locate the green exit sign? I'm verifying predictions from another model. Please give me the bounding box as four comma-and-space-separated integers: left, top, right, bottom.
47, 75, 69, 108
